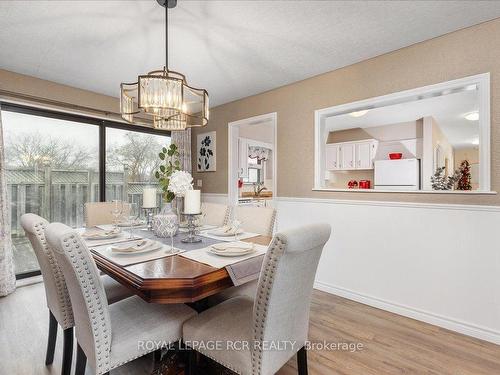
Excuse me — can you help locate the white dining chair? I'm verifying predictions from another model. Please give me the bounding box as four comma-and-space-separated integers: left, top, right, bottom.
183, 223, 332, 375
200, 202, 230, 227
20, 213, 134, 375
232, 206, 276, 236
45, 222, 197, 375
84, 201, 131, 227
207, 205, 277, 305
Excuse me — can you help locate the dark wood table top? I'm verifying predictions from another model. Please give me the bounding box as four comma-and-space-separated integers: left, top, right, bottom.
93, 235, 272, 304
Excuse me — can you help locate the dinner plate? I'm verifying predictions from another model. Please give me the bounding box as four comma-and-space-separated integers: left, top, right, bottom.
208, 247, 256, 257
117, 220, 146, 227
82, 231, 121, 240
208, 228, 244, 237
108, 241, 162, 255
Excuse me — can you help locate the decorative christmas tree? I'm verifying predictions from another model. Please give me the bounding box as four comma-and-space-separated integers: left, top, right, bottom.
456, 160, 472, 190
431, 166, 460, 190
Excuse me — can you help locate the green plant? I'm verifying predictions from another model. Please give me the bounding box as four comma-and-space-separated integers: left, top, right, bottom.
154, 143, 181, 202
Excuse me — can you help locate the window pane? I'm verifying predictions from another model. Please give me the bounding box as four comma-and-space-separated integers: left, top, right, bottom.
105, 128, 170, 209
2, 110, 99, 275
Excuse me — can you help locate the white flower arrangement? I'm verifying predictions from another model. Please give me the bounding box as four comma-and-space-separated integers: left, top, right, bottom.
167, 170, 193, 197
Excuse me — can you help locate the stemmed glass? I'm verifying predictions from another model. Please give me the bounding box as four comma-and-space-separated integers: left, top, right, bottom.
233, 219, 242, 241
110, 200, 124, 229
165, 218, 178, 254
126, 203, 140, 239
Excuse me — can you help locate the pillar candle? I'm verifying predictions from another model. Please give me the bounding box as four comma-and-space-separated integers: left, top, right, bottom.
184, 190, 201, 214
142, 187, 157, 208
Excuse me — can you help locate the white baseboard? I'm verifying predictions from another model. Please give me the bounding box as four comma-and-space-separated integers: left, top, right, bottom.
314, 281, 500, 345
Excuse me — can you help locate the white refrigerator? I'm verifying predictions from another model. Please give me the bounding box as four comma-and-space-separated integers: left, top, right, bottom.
374, 159, 420, 190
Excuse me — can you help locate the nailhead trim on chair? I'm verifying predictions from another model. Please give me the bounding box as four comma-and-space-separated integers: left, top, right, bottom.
62, 232, 112, 374
251, 235, 287, 375
33, 221, 74, 329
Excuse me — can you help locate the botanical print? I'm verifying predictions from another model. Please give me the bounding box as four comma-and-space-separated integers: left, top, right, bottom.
197, 131, 216, 172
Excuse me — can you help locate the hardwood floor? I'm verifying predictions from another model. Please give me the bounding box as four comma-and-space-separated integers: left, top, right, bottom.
1, 281, 499, 375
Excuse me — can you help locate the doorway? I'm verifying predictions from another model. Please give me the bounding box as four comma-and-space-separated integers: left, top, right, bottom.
228, 113, 277, 206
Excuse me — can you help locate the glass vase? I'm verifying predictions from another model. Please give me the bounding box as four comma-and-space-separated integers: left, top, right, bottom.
152, 202, 179, 237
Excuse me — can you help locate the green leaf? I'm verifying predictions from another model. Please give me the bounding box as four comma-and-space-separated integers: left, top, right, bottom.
159, 153, 165, 160
160, 165, 165, 172
154, 171, 160, 179
162, 147, 167, 153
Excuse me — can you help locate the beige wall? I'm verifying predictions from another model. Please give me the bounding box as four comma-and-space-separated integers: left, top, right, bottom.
192, 18, 500, 205
0, 69, 119, 115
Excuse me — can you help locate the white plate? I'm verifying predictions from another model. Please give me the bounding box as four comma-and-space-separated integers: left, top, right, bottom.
108, 242, 162, 255
117, 221, 146, 227
208, 228, 244, 237
82, 231, 121, 240
208, 247, 255, 257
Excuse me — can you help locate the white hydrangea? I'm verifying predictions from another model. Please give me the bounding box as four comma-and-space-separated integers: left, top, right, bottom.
168, 170, 193, 197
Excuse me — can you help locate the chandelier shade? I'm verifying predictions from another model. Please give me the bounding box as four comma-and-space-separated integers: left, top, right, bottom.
119, 0, 209, 130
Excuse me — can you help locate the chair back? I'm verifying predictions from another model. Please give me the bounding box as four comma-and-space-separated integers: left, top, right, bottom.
251, 223, 331, 375
201, 202, 230, 227
20, 213, 74, 329
45, 222, 112, 374
233, 206, 276, 236
84, 201, 130, 227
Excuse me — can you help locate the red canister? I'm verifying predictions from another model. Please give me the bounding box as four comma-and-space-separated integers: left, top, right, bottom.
359, 180, 371, 189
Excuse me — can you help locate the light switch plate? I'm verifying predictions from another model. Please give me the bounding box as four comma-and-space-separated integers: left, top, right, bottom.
197, 179, 203, 187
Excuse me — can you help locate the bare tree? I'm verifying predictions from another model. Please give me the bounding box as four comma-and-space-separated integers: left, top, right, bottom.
5, 132, 95, 169
107, 133, 165, 182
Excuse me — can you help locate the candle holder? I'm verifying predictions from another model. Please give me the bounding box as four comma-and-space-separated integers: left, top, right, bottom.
142, 207, 158, 231
181, 212, 202, 243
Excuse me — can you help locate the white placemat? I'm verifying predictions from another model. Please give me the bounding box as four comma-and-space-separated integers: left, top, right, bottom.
90, 239, 184, 266
179, 242, 268, 268
199, 231, 260, 242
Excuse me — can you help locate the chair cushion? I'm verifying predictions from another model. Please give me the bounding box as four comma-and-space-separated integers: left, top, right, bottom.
183, 296, 254, 375
206, 280, 258, 306
108, 296, 197, 371
101, 275, 134, 304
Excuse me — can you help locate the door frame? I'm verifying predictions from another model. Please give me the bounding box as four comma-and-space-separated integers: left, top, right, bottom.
228, 112, 277, 206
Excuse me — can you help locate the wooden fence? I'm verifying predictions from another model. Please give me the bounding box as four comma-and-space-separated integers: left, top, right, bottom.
7, 167, 162, 235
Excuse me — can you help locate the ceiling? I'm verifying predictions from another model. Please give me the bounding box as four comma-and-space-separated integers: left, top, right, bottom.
325, 89, 479, 149
1, 1, 500, 107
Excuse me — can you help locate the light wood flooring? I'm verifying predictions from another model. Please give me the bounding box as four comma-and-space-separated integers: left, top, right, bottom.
1, 280, 499, 375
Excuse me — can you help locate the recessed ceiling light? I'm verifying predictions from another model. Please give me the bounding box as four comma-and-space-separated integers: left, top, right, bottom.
349, 110, 369, 118
464, 111, 479, 121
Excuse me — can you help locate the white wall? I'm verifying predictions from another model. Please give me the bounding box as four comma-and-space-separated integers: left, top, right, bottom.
275, 197, 500, 344
202, 193, 500, 344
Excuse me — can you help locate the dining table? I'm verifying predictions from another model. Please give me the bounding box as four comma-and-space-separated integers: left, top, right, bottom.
86, 225, 272, 305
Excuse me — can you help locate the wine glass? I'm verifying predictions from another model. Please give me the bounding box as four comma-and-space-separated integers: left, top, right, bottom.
110, 200, 124, 229
127, 203, 140, 239
233, 219, 242, 241
165, 217, 178, 254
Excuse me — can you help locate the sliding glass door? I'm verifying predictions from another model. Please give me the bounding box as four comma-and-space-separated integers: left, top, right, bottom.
2, 109, 99, 275
0, 104, 170, 277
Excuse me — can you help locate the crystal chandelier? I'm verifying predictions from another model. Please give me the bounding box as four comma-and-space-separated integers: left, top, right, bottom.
120, 0, 209, 130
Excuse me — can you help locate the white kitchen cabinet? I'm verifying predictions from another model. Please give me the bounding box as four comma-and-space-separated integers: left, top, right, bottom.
341, 143, 355, 169
238, 138, 248, 178
325, 144, 340, 170
356, 141, 375, 169
325, 139, 378, 171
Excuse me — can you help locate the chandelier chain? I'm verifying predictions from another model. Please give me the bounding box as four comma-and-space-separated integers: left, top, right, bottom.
165, 4, 168, 70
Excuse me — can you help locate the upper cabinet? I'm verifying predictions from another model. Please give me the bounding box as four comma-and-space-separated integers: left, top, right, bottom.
326, 139, 378, 171
238, 138, 249, 178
